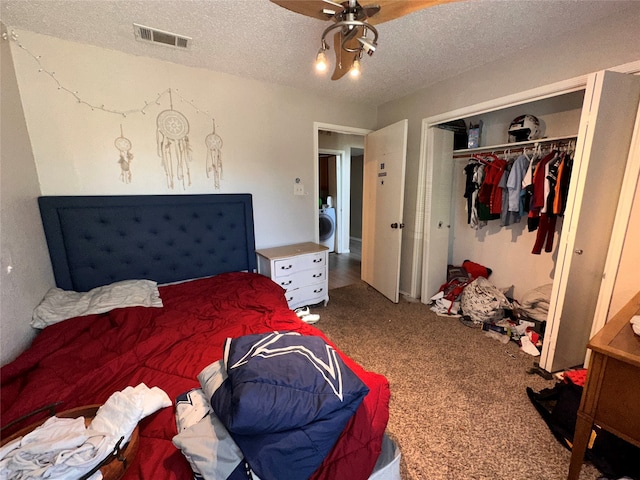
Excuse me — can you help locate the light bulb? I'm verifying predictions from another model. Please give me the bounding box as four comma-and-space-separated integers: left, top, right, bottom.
315, 49, 328, 72
349, 58, 361, 78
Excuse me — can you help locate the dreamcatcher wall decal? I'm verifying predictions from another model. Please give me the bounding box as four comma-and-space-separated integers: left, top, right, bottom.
156, 89, 192, 189
114, 124, 133, 183
4, 33, 229, 189
205, 120, 224, 189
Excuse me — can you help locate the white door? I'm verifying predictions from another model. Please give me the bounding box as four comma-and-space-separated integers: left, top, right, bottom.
361, 120, 408, 303
421, 127, 455, 301
540, 70, 640, 372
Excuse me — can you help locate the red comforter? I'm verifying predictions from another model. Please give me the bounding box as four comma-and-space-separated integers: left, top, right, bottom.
1, 272, 390, 479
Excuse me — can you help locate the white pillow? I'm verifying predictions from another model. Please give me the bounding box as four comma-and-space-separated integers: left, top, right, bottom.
31, 279, 163, 329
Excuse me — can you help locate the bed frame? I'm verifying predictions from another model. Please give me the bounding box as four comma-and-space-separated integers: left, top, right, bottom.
38, 194, 256, 292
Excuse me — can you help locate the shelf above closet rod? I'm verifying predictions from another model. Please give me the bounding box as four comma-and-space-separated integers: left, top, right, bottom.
453, 134, 578, 155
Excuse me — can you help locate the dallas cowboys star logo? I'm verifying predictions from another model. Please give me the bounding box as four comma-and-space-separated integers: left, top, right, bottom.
228, 332, 345, 401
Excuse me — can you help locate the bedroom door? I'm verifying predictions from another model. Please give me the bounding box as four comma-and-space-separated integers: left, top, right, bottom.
361, 119, 408, 303
540, 70, 640, 372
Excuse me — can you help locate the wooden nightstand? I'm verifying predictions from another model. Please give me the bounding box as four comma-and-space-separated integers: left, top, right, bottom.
256, 242, 329, 310
567, 290, 640, 479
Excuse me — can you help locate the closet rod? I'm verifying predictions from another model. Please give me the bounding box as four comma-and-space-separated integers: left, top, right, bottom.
452, 134, 577, 159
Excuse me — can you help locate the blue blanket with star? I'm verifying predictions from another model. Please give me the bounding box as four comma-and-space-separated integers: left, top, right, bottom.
210, 331, 369, 480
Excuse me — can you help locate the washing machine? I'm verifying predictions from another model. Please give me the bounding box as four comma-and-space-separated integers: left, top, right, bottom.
319, 207, 336, 252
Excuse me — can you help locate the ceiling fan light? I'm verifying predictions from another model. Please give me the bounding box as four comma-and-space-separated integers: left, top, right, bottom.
349, 58, 361, 78
357, 37, 376, 56
315, 48, 328, 72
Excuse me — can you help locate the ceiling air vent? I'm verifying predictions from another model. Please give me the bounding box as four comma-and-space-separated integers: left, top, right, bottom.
133, 23, 191, 49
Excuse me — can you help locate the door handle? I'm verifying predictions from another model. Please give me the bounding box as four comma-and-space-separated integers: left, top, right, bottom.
390, 223, 405, 229
574, 249, 584, 255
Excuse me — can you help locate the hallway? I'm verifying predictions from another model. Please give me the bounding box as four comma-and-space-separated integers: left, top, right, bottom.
328, 240, 361, 290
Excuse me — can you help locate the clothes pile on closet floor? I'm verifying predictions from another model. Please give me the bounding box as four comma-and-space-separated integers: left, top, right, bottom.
515, 283, 552, 328
428, 260, 493, 317
429, 263, 554, 358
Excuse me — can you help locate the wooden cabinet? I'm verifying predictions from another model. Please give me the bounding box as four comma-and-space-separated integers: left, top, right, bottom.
568, 290, 640, 479
256, 242, 329, 310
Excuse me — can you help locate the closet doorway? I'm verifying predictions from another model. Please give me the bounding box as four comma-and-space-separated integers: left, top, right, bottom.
418, 66, 640, 373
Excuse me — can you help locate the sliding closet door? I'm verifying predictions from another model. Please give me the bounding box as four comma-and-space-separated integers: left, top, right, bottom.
540, 70, 640, 373
421, 127, 454, 302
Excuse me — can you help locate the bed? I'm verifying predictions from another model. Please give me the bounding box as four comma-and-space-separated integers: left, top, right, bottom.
0, 194, 391, 480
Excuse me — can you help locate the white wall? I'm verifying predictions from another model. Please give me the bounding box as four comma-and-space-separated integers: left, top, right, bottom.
1, 25, 55, 365
609, 178, 640, 317
9, 30, 377, 249
377, 7, 640, 297
1, 29, 376, 366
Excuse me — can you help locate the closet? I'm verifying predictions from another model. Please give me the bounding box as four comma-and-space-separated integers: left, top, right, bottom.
421, 69, 640, 373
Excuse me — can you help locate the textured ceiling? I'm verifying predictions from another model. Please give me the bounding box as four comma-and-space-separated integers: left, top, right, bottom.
1, 0, 639, 106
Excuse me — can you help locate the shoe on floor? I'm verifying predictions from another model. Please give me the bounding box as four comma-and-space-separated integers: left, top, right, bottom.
295, 307, 310, 318
301, 314, 320, 324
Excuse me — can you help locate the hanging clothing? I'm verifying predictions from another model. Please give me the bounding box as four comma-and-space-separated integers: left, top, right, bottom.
528, 150, 558, 231
474, 155, 502, 222
553, 154, 572, 215
499, 162, 513, 226
463, 161, 479, 225
507, 153, 531, 215
531, 151, 558, 214
470, 163, 487, 229
532, 213, 558, 254
477, 156, 506, 216
489, 159, 508, 215
545, 153, 564, 214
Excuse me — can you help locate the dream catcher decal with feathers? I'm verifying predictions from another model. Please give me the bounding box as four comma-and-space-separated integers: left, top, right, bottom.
156, 90, 192, 189
205, 120, 223, 189
114, 125, 133, 183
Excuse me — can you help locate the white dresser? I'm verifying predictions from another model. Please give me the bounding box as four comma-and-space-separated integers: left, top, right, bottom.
256, 242, 329, 310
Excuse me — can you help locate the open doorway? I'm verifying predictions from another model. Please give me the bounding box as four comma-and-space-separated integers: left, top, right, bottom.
316, 126, 367, 289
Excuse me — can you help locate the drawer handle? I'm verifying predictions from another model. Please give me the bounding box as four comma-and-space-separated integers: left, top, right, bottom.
281, 280, 292, 286
313, 258, 323, 263
280, 265, 293, 270
313, 288, 324, 293
312, 273, 323, 278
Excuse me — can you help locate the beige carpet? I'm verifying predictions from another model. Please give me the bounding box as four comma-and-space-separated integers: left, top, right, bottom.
312, 281, 602, 480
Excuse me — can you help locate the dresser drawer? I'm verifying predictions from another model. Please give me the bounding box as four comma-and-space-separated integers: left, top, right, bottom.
255, 242, 329, 310
273, 267, 326, 291
285, 284, 329, 310
273, 252, 326, 278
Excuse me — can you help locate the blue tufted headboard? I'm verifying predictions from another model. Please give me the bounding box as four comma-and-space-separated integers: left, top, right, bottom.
38, 194, 257, 292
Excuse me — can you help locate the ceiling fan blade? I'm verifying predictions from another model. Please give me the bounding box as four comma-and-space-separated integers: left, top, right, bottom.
331, 30, 360, 81
361, 5, 381, 19
269, 0, 336, 20
366, 0, 461, 24
322, 0, 345, 8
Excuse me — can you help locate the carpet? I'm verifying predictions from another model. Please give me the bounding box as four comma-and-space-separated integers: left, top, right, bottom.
313, 281, 602, 480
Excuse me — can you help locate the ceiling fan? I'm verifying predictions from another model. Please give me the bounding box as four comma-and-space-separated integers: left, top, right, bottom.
270, 0, 458, 80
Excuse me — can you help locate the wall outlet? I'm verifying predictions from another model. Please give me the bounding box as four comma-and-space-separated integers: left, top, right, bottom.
294, 183, 305, 195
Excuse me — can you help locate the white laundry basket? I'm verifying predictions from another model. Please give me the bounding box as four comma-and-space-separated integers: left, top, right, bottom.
368, 433, 401, 480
